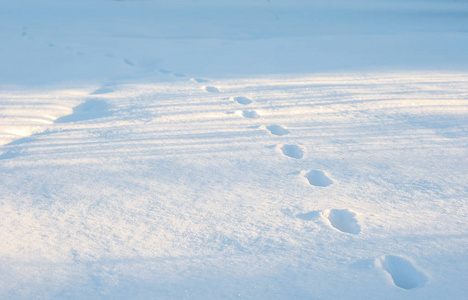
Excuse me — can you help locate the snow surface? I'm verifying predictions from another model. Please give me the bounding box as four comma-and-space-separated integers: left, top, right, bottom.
1, 0, 467, 299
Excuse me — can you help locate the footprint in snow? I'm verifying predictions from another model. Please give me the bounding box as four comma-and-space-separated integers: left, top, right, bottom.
280, 144, 304, 159
204, 86, 220, 93
376, 255, 428, 290
123, 59, 136, 66
323, 209, 360, 234
158, 69, 172, 74
303, 170, 333, 187
232, 96, 252, 105
298, 209, 360, 234
236, 110, 260, 119
192, 78, 209, 83
266, 125, 289, 136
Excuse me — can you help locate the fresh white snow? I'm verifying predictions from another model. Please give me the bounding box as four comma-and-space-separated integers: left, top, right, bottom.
1, 0, 467, 299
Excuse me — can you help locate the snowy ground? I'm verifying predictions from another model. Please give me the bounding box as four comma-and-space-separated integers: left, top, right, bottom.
1, 0, 467, 299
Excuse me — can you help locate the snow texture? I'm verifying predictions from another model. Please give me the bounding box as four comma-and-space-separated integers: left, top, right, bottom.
0, 0, 467, 298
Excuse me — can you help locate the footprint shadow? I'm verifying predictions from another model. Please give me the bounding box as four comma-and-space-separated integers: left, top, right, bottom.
192, 78, 209, 83
280, 144, 304, 159
296, 210, 321, 221
204, 86, 220, 93
236, 110, 260, 119
266, 125, 289, 136
377, 255, 428, 289
303, 170, 333, 187
232, 96, 253, 105
323, 209, 361, 234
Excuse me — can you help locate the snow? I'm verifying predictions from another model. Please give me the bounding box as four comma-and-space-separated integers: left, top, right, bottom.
1, 0, 467, 299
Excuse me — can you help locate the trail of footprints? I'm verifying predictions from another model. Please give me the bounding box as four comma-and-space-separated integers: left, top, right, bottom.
2, 47, 427, 290
195, 80, 427, 291
198, 84, 357, 236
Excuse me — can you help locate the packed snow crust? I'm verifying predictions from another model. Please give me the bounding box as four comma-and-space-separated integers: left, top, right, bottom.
1, 0, 467, 299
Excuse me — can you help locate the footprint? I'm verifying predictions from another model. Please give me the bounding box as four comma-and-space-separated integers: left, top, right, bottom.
266, 125, 289, 136
158, 69, 172, 74
280, 144, 304, 159
303, 170, 333, 187
232, 96, 252, 105
192, 78, 209, 83
296, 211, 321, 221
123, 59, 136, 66
323, 209, 360, 234
173, 73, 186, 78
55, 99, 111, 123
236, 110, 260, 119
377, 255, 428, 290
204, 86, 219, 93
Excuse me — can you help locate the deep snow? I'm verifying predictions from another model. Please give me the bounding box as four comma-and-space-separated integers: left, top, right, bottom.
1, 0, 467, 299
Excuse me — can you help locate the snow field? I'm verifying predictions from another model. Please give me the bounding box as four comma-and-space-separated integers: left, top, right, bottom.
1, 0, 467, 298
1, 72, 467, 298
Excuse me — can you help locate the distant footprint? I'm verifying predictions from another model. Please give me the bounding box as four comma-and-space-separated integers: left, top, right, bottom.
323, 209, 360, 234
204, 86, 219, 93
377, 255, 428, 290
280, 144, 304, 159
232, 96, 252, 105
158, 69, 172, 74
173, 73, 186, 78
192, 78, 209, 83
236, 110, 260, 119
266, 125, 289, 136
55, 99, 111, 123
303, 170, 333, 187
123, 59, 136, 67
